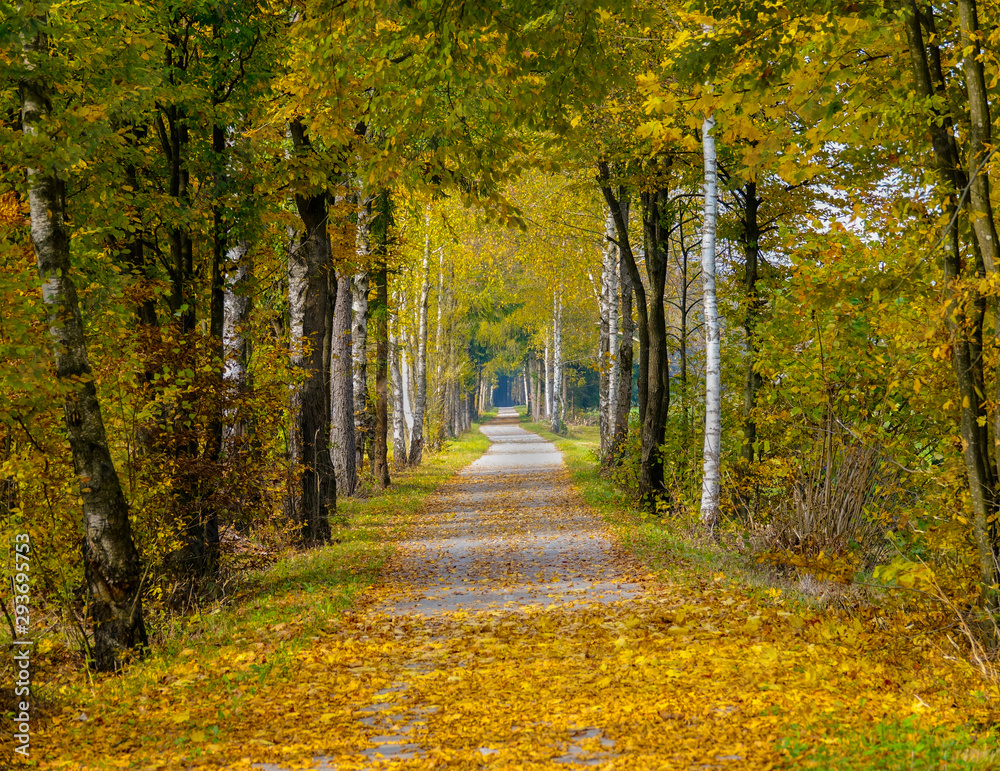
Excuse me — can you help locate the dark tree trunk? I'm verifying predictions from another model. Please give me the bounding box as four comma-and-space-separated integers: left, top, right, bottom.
287, 120, 335, 544
740, 181, 764, 466
640, 188, 670, 501
598, 167, 649, 435
22, 20, 147, 670
904, 1, 999, 607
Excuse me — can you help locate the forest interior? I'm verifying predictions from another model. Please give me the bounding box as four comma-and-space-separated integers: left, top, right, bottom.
7, 0, 1000, 767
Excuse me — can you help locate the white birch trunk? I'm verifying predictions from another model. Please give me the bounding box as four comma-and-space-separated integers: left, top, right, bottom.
544, 331, 552, 419
402, 350, 415, 436
352, 271, 369, 470
551, 292, 563, 433
22, 18, 147, 666
699, 115, 722, 528
606, 210, 620, 451
223, 240, 251, 443
597, 261, 610, 451
331, 270, 357, 495
435, 234, 445, 383
389, 300, 408, 468
408, 229, 431, 465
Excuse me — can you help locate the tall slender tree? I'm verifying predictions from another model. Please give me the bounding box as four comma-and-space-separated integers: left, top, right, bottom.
408, 228, 431, 464
699, 116, 721, 529
21, 11, 148, 669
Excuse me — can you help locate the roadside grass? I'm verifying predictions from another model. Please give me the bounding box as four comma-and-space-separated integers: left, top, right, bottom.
519, 411, 1000, 770
27, 417, 493, 767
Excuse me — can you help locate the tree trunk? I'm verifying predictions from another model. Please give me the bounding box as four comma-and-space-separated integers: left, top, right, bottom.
598, 223, 612, 453
598, 166, 651, 446
677, 215, 691, 444
402, 345, 415, 439
639, 187, 670, 501
700, 116, 722, 529
607, 207, 620, 459
612, 193, 634, 466
390, 298, 408, 469
955, 0, 1000, 501
904, 0, 999, 609
331, 270, 357, 495
22, 20, 148, 669
223, 240, 252, 443
372, 264, 390, 488
287, 121, 336, 544
352, 271, 370, 474
408, 231, 431, 465
544, 331, 552, 419
740, 183, 763, 465
551, 293, 563, 433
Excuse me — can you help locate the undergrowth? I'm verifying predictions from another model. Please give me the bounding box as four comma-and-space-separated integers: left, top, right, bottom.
519, 410, 1000, 769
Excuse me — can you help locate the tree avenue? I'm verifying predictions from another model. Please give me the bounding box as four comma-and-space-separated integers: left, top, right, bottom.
4, 0, 1000, 762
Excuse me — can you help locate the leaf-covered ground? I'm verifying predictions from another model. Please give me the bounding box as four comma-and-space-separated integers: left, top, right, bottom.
32, 411, 1000, 769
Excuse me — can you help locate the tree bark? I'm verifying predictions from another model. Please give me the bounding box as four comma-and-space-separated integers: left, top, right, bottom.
612, 192, 633, 466
287, 121, 336, 544
639, 187, 671, 501
372, 264, 390, 488
954, 0, 1000, 502
352, 271, 370, 474
544, 331, 552, 419
598, 205, 621, 461
551, 292, 564, 433
904, 1, 999, 606
607, 208, 620, 456
739, 182, 763, 466
700, 117, 722, 529
598, 165, 651, 443
598, 216, 612, 454
22, 19, 148, 669
408, 232, 431, 464
331, 270, 357, 495
390, 295, 408, 469
223, 240, 252, 442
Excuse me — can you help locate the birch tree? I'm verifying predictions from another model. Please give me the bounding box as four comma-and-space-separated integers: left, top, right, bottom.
21, 13, 148, 669
599, 207, 619, 458
331, 269, 357, 495
389, 312, 408, 469
699, 116, 721, 529
550, 292, 564, 433
611, 193, 633, 466
223, 241, 252, 443
408, 229, 431, 465
544, 331, 552, 419
351, 269, 370, 473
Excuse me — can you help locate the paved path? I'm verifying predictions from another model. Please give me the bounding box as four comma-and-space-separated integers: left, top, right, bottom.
377, 409, 641, 617
260, 408, 644, 770
352, 409, 641, 767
